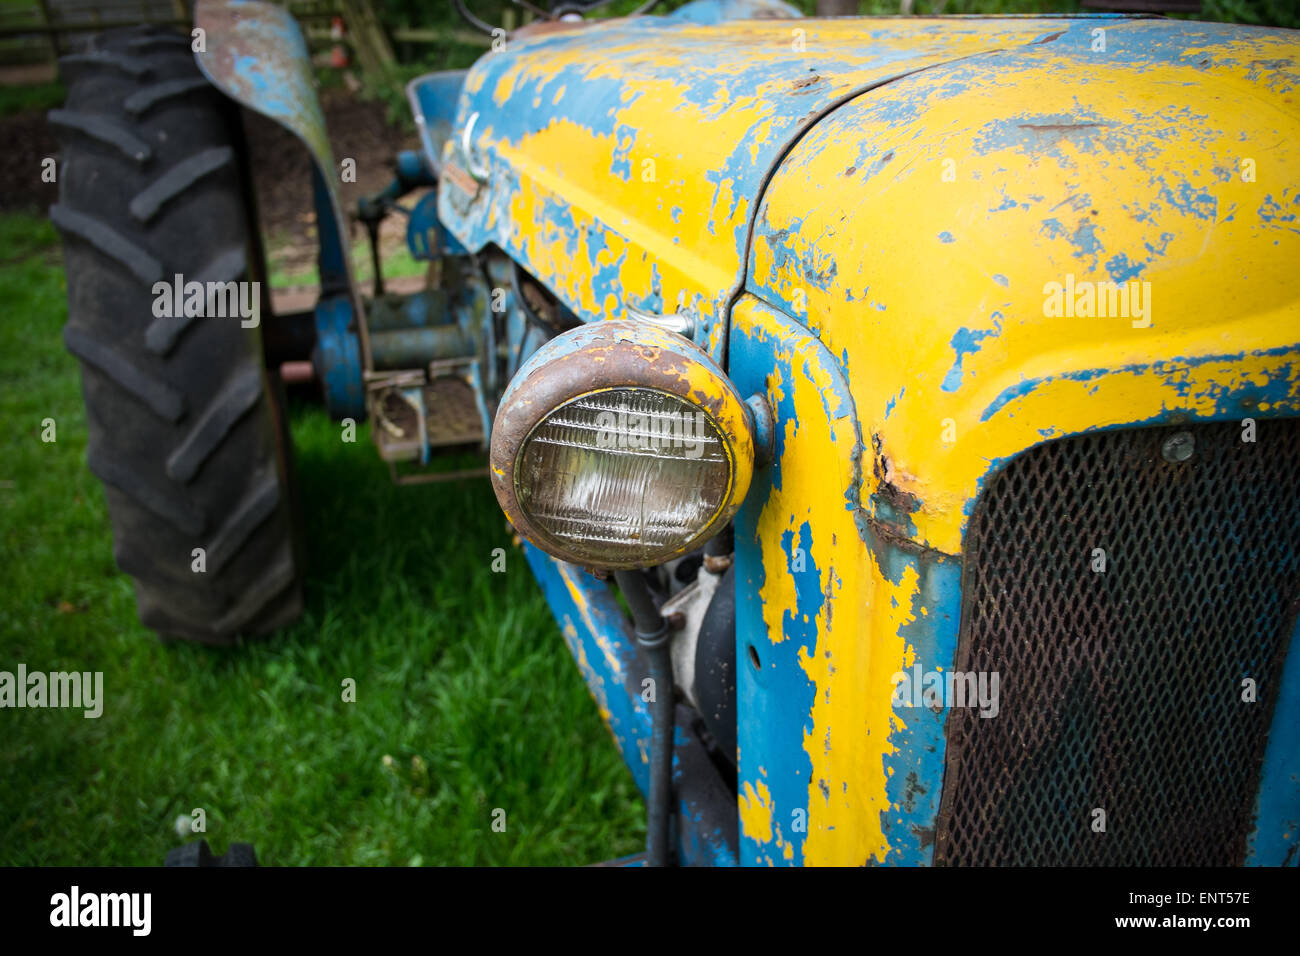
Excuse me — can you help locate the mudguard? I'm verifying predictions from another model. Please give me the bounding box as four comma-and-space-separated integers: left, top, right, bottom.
193, 0, 369, 365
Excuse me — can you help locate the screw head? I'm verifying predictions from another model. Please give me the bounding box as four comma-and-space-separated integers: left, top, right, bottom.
1162, 431, 1195, 463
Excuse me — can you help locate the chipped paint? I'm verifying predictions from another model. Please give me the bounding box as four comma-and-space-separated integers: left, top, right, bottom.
436, 15, 1102, 362
456, 12, 1300, 866
195, 0, 369, 363
521, 543, 653, 795
729, 297, 962, 866
738, 779, 774, 847
748, 16, 1300, 554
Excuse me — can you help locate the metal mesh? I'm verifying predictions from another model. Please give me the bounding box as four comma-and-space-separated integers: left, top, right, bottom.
934, 419, 1300, 866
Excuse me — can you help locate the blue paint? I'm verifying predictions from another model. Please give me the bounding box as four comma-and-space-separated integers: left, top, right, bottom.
938, 231, 955, 244
1246, 614, 1300, 866
942, 317, 1002, 394
668, 0, 802, 24
1105, 251, 1144, 283
876, 541, 963, 865
313, 296, 364, 420
1156, 175, 1218, 221
521, 543, 653, 796
727, 300, 870, 866
981, 346, 1300, 422
406, 192, 468, 260
1067, 218, 1103, 268
1259, 192, 1300, 229
1039, 217, 1067, 241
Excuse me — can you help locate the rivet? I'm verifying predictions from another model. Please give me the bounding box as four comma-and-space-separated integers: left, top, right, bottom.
1161, 431, 1195, 463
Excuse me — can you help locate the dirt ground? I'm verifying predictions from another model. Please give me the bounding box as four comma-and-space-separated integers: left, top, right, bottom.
1, 109, 59, 215
1, 80, 419, 278
243, 86, 422, 283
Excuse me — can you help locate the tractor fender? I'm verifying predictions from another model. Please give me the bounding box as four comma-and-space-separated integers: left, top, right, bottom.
193, 0, 369, 364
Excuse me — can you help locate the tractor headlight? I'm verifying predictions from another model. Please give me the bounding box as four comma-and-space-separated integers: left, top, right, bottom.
490, 320, 754, 569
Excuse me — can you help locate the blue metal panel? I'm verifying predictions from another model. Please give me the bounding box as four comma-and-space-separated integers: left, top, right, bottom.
312, 164, 348, 298
406, 192, 468, 260
521, 544, 741, 865
1247, 615, 1300, 866
406, 70, 468, 179
520, 542, 653, 796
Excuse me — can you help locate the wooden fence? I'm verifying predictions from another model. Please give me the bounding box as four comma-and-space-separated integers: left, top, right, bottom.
0, 0, 490, 76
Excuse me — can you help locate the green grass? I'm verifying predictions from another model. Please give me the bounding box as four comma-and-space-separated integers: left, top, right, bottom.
0, 81, 63, 118
267, 232, 428, 290
0, 211, 644, 865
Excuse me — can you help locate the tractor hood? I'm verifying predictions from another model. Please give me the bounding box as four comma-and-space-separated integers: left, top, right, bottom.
437, 14, 1300, 555
748, 17, 1300, 554
435, 13, 1108, 358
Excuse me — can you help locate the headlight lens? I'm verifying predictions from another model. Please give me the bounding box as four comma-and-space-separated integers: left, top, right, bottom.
490, 320, 754, 569
516, 387, 732, 566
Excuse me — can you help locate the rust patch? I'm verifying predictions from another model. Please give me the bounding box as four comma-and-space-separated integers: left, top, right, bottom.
911, 825, 936, 851
442, 160, 480, 198
870, 432, 920, 517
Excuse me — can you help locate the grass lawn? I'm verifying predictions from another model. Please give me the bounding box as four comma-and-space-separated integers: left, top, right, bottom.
0, 211, 644, 866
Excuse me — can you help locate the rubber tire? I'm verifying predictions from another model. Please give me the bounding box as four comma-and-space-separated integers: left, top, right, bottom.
51, 27, 304, 645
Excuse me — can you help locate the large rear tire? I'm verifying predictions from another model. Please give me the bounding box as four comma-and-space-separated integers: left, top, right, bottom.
51, 27, 304, 645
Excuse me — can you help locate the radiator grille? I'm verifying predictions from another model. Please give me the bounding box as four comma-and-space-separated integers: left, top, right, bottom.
934, 419, 1300, 866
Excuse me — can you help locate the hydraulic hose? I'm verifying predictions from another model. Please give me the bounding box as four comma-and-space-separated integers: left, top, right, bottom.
615, 569, 674, 867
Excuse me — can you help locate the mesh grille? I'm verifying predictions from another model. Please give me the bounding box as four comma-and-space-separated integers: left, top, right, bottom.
935, 419, 1300, 866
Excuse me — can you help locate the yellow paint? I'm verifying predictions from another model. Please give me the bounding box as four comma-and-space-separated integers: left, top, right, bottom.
560, 615, 612, 725
465, 17, 1073, 335
559, 577, 633, 756
752, 28, 1300, 554
738, 297, 942, 865
560, 561, 628, 681
738, 779, 773, 845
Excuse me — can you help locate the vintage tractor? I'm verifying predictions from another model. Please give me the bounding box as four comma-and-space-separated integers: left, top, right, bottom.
51, 0, 1300, 866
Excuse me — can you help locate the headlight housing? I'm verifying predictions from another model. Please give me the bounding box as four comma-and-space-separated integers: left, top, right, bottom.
490, 321, 755, 569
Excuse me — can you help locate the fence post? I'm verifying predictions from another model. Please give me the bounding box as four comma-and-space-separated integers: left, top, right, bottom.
35, 0, 60, 59
338, 0, 395, 88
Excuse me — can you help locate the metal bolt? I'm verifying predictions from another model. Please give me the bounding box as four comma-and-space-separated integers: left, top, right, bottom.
625, 303, 697, 339
1162, 431, 1195, 463
702, 553, 733, 575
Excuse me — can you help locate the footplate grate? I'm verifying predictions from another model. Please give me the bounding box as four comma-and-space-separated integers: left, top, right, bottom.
935, 419, 1300, 866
